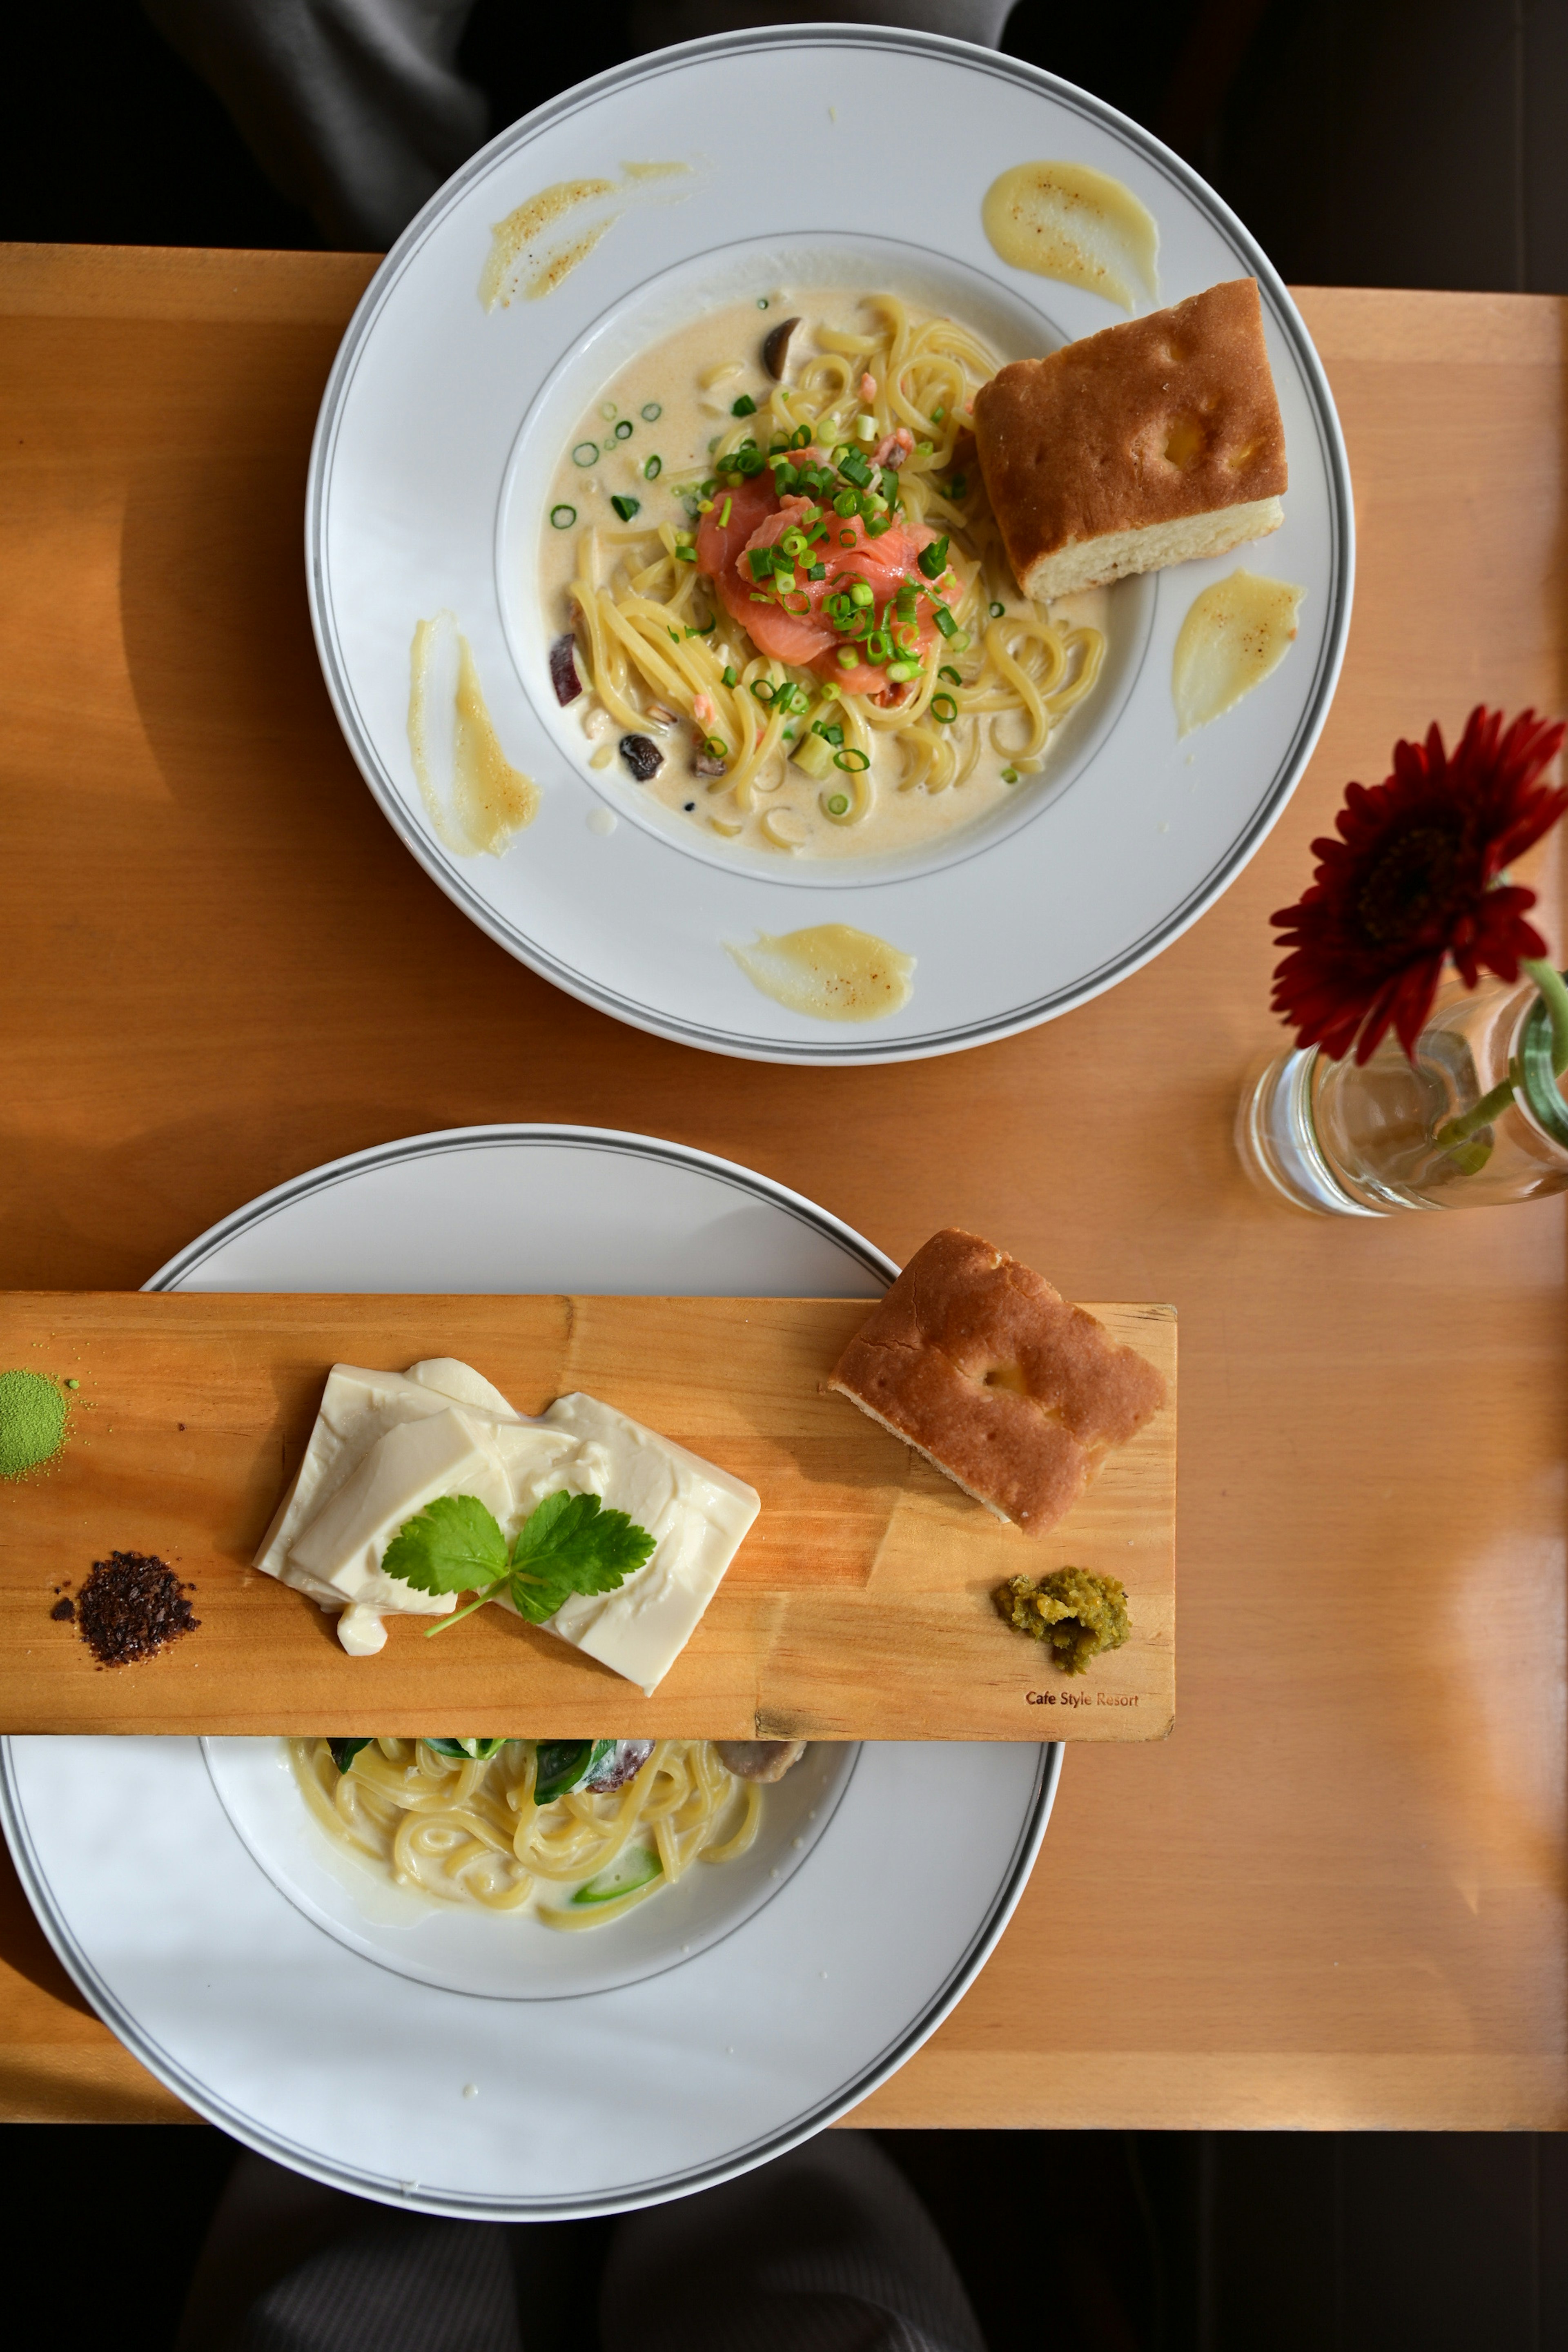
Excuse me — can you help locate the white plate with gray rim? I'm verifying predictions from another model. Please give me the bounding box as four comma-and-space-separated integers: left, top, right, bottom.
1, 1125, 1060, 2214
307, 27, 1352, 1065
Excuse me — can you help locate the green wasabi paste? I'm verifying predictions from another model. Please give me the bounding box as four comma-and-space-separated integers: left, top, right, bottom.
0, 1369, 69, 1480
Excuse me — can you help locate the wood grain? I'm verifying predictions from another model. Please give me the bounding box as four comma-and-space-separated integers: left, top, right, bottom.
1, 252, 1566, 2128
0, 1290, 1174, 1739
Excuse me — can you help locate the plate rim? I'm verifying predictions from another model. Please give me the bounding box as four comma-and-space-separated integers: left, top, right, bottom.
0, 1737, 1061, 2216
305, 23, 1354, 1068
146, 1120, 897, 1292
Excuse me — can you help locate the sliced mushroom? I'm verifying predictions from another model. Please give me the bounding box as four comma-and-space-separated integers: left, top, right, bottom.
620, 733, 664, 782
693, 743, 728, 779
715, 1738, 807, 1782
549, 631, 582, 706
584, 1740, 655, 1792
762, 316, 801, 379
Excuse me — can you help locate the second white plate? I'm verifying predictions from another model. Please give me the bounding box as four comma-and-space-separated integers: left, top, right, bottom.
308, 28, 1352, 1064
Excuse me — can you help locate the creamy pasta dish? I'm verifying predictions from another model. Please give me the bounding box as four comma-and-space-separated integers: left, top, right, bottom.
540, 291, 1107, 860
292, 1735, 780, 1929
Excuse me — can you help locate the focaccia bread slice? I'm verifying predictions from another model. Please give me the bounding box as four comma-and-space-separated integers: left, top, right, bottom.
826, 1228, 1167, 1536
972, 278, 1287, 600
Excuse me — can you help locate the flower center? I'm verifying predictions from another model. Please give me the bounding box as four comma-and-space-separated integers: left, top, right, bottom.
1354, 823, 1463, 946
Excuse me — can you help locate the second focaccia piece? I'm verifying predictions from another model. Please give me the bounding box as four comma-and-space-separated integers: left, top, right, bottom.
972, 277, 1287, 600
827, 1229, 1167, 1536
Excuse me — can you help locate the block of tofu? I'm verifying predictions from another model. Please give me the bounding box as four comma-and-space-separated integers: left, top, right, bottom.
253, 1359, 572, 1654
513, 1392, 761, 1697
826, 1228, 1167, 1537
257, 1358, 760, 1682
971, 278, 1287, 600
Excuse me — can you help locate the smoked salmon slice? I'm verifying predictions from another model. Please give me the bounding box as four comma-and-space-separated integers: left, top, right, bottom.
697, 473, 954, 698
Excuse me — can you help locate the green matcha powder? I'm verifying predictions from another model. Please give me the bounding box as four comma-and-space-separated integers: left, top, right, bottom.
0, 1370, 69, 1479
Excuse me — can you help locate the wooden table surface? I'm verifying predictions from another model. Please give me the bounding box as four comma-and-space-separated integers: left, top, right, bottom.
2, 245, 1566, 2132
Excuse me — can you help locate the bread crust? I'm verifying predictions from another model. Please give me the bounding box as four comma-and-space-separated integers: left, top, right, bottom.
973, 278, 1287, 599
826, 1228, 1167, 1537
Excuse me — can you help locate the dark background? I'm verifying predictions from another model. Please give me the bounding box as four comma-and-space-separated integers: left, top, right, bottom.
5, 2, 1568, 290
5, 7, 1568, 2348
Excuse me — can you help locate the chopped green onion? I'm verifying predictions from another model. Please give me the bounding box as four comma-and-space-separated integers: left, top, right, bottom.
704, 737, 730, 761
849, 581, 874, 608
989, 600, 1006, 619
854, 413, 878, 442
865, 629, 892, 664
610, 494, 641, 521
931, 692, 958, 722
722, 665, 737, 687
837, 448, 873, 488
773, 569, 796, 593
949, 629, 972, 653
674, 544, 697, 562
572, 441, 597, 466
733, 446, 765, 477
949, 473, 968, 500
614, 419, 633, 440
933, 606, 958, 639
749, 678, 776, 703
836, 648, 859, 668
833, 490, 858, 518
895, 584, 918, 617
931, 405, 945, 423
1002, 766, 1020, 783
641, 401, 662, 421
915, 440, 934, 458
939, 665, 963, 685
757, 297, 769, 308
833, 747, 870, 772
644, 454, 662, 479
731, 392, 758, 416
550, 503, 577, 529
668, 627, 680, 643
826, 792, 850, 815
886, 659, 920, 683
918, 536, 950, 581
808, 562, 826, 581
838, 528, 855, 547
864, 513, 893, 537
824, 722, 845, 746
780, 589, 810, 615
719, 495, 733, 527
600, 402, 617, 419
748, 546, 777, 581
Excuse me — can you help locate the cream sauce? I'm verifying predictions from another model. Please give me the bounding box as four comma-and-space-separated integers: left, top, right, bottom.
481, 164, 691, 310
982, 161, 1159, 312
725, 924, 915, 1022
1171, 571, 1305, 735
409, 611, 540, 856
538, 291, 1110, 863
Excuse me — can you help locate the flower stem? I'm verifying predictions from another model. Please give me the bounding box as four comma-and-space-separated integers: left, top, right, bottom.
1432, 961, 1568, 1154
1523, 958, 1568, 1076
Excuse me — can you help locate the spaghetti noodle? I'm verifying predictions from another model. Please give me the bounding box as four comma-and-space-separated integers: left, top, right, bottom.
543, 292, 1107, 861
290, 1737, 762, 1929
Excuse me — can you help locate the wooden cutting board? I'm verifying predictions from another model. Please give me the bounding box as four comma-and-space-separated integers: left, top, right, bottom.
0, 1293, 1175, 1739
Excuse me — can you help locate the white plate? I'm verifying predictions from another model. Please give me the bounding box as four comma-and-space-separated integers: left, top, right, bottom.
2, 1125, 1060, 2213
308, 27, 1352, 1064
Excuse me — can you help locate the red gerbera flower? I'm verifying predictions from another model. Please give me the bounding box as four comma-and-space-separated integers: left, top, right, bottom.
1270, 706, 1568, 1065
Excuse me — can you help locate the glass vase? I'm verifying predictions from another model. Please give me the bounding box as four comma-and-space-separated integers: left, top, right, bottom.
1236, 971, 1568, 1214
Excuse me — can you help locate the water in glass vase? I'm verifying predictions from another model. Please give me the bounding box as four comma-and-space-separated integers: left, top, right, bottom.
1239, 973, 1568, 1214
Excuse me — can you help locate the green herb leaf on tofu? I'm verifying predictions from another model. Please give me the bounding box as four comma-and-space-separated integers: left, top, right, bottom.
382, 1492, 510, 1595
380, 1487, 656, 1639
506, 1489, 656, 1623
